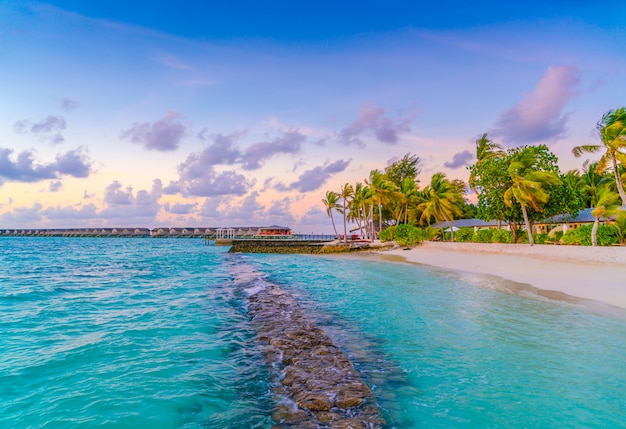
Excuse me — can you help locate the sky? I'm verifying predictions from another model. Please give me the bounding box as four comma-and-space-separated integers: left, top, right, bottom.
1, 1, 625, 233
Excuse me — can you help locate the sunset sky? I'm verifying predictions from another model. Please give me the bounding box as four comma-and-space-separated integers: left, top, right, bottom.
1, 1, 625, 233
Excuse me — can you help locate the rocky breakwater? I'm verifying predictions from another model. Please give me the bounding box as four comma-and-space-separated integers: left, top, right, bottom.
248, 283, 385, 428
230, 239, 393, 254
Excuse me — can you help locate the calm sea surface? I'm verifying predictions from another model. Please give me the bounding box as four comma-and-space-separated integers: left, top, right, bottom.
1, 238, 624, 428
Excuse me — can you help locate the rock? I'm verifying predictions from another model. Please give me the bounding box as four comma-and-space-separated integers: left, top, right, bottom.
335, 387, 368, 408
247, 283, 385, 427
272, 404, 310, 424
296, 393, 332, 411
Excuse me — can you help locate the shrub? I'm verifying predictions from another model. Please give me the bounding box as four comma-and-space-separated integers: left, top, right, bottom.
561, 224, 618, 246
491, 229, 512, 243
474, 229, 493, 243
562, 225, 591, 246
553, 230, 564, 242
516, 229, 529, 244
533, 233, 549, 244
380, 224, 424, 246
422, 226, 441, 241
455, 228, 474, 242
596, 224, 618, 246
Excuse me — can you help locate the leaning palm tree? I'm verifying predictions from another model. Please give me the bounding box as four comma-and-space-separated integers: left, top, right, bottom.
590, 185, 621, 246
322, 190, 341, 239
503, 151, 562, 246
339, 183, 354, 242
469, 132, 505, 193
418, 172, 463, 241
573, 107, 626, 206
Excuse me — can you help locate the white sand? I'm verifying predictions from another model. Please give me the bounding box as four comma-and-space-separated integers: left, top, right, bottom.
379, 241, 626, 310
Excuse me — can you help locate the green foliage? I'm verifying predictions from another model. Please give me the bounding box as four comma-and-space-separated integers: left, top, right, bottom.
470, 144, 583, 226
454, 228, 474, 242
383, 153, 421, 188
422, 226, 441, 241
533, 233, 549, 245
614, 211, 626, 244
461, 202, 478, 219
491, 229, 512, 243
379, 224, 424, 246
474, 229, 493, 243
562, 224, 618, 246
553, 230, 564, 242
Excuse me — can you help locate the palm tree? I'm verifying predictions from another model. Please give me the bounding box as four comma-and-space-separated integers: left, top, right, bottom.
418, 172, 463, 241
469, 132, 505, 193
590, 185, 621, 246
397, 177, 419, 224
322, 190, 341, 239
576, 160, 609, 208
365, 170, 396, 240
339, 183, 354, 242
573, 108, 626, 206
503, 150, 561, 246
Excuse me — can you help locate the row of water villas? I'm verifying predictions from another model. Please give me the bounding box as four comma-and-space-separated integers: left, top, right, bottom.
1, 225, 295, 239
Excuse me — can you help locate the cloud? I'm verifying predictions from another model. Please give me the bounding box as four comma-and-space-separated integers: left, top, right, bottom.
338, 104, 412, 146
99, 179, 163, 220
165, 202, 197, 215
14, 115, 67, 145
0, 203, 43, 225
41, 204, 99, 221
175, 136, 253, 197
163, 180, 182, 195
187, 170, 252, 197
240, 129, 306, 170
444, 150, 473, 169
194, 131, 243, 166
55, 148, 92, 177
61, 98, 79, 111
288, 159, 351, 192
493, 65, 581, 145
49, 181, 63, 192
120, 111, 186, 151
0, 147, 92, 185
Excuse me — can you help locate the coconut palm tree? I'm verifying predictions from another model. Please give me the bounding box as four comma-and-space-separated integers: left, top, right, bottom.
469, 132, 505, 193
365, 170, 396, 240
418, 172, 463, 241
322, 190, 341, 239
590, 185, 621, 246
503, 150, 562, 246
397, 177, 419, 225
573, 107, 626, 206
339, 183, 354, 242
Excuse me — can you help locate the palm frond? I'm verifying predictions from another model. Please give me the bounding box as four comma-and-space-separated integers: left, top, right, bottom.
572, 145, 600, 157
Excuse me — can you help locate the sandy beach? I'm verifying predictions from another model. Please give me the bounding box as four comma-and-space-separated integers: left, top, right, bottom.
375, 241, 626, 312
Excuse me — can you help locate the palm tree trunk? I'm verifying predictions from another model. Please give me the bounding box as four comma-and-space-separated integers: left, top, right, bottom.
591, 217, 599, 246
611, 154, 626, 206
342, 201, 348, 243
442, 212, 454, 242
330, 213, 339, 240
378, 202, 383, 234
521, 205, 534, 246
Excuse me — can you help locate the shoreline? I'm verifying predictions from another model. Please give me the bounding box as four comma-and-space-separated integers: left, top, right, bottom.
364, 241, 626, 313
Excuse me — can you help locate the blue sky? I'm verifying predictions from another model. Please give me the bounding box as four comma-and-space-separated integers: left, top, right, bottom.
1, 1, 625, 232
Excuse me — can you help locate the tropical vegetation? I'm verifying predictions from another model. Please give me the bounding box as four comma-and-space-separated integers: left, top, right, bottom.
322, 108, 626, 246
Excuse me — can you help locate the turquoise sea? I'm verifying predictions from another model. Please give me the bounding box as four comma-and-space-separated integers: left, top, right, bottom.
1, 238, 625, 428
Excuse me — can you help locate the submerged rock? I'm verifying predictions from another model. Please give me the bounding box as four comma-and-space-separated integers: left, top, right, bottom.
248, 284, 385, 428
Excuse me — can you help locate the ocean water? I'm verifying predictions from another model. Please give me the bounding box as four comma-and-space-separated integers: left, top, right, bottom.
1, 238, 625, 428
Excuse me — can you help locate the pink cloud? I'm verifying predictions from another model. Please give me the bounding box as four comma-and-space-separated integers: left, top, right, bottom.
494, 65, 581, 145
